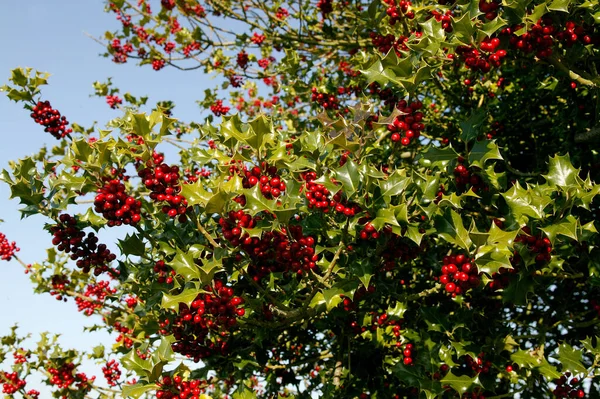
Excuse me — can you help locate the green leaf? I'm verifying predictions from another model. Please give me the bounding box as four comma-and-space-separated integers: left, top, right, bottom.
122, 383, 160, 399
440, 371, 479, 394
118, 233, 147, 257
540, 215, 578, 245
378, 170, 410, 200
556, 343, 587, 375
417, 145, 459, 169
543, 154, 581, 188
452, 13, 476, 44
468, 140, 503, 168
243, 185, 278, 215
335, 159, 360, 197
121, 349, 153, 377
502, 181, 551, 220
459, 109, 487, 143
502, 274, 534, 305
434, 208, 472, 250
181, 181, 211, 206
161, 287, 203, 312
170, 250, 200, 282
548, 0, 571, 12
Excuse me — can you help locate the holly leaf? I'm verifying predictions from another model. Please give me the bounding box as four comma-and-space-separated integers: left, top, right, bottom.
170, 250, 200, 282
434, 208, 472, 250
540, 215, 579, 245
118, 233, 147, 257
502, 274, 534, 305
468, 140, 503, 168
161, 287, 203, 312
543, 154, 581, 188
122, 383, 160, 399
440, 371, 479, 394
556, 343, 587, 375
459, 109, 487, 143
121, 349, 153, 377
335, 159, 360, 197
417, 145, 459, 169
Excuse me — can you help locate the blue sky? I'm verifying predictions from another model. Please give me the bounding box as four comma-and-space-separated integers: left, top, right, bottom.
0, 0, 214, 385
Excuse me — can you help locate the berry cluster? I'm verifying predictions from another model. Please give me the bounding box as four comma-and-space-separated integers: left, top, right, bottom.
75, 281, 117, 316
109, 38, 133, 63
401, 342, 415, 366
359, 222, 380, 240
370, 32, 409, 55
50, 274, 70, 301
553, 373, 585, 398
102, 360, 121, 387
251, 32, 266, 45
237, 51, 249, 69
317, 0, 333, 17
164, 280, 244, 361
302, 172, 360, 216
113, 321, 134, 349
30, 100, 73, 139
50, 214, 117, 275
241, 164, 286, 199
0, 232, 19, 261
161, 0, 176, 11
311, 88, 340, 110
1, 372, 25, 395
210, 100, 230, 116
478, 0, 501, 20
106, 95, 122, 109
515, 227, 552, 263
138, 151, 188, 219
454, 157, 486, 194
154, 259, 176, 284
430, 10, 453, 33
380, 234, 421, 271
220, 212, 318, 279
386, 99, 424, 145
152, 59, 166, 71
94, 179, 142, 226
384, 0, 414, 25
465, 353, 492, 374
156, 376, 207, 399
439, 253, 481, 296
454, 38, 507, 74
47, 362, 95, 392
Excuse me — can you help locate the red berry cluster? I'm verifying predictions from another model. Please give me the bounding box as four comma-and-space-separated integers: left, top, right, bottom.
317, 0, 333, 17
94, 179, 142, 226
13, 349, 30, 364
0, 232, 19, 261
156, 376, 207, 399
152, 59, 166, 70
75, 281, 117, 316
370, 32, 409, 55
380, 234, 421, 271
430, 10, 453, 33
359, 222, 380, 240
557, 21, 598, 47
311, 88, 340, 110
401, 342, 415, 365
113, 321, 134, 349
220, 212, 318, 279
50, 214, 117, 275
387, 99, 424, 145
165, 281, 244, 362
237, 51, 249, 69
50, 274, 70, 301
455, 38, 506, 74
478, 0, 501, 20
30, 100, 73, 139
210, 100, 230, 116
125, 296, 138, 308
454, 157, 486, 194
47, 362, 95, 392
106, 95, 122, 109
465, 353, 492, 374
553, 373, 585, 398
251, 32, 266, 45
138, 151, 188, 219
241, 164, 286, 199
275, 7, 289, 21
109, 38, 133, 63
153, 259, 176, 284
302, 172, 360, 216
102, 360, 121, 387
515, 226, 552, 263
439, 253, 481, 296
1, 372, 25, 395
384, 0, 414, 25
161, 0, 176, 10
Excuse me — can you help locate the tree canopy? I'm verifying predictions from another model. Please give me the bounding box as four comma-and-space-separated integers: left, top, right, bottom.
2, 0, 600, 398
